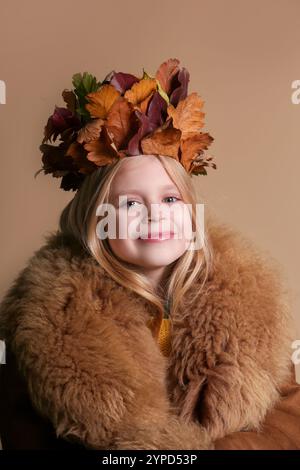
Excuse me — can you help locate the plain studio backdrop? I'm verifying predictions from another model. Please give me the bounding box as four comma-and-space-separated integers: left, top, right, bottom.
0, 0, 299, 394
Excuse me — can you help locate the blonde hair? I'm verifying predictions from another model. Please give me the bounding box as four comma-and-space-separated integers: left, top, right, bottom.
59, 155, 214, 320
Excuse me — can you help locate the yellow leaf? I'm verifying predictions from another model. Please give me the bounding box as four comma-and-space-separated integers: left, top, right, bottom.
85, 84, 120, 119
124, 78, 157, 106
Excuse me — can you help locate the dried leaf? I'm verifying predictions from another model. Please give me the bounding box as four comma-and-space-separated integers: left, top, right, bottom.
139, 90, 155, 114
167, 92, 205, 139
62, 89, 77, 115
124, 78, 157, 106
127, 110, 157, 155
77, 118, 105, 144
106, 97, 136, 149
155, 58, 180, 95
110, 72, 139, 94
83, 126, 122, 166
169, 67, 190, 107
180, 132, 214, 173
65, 141, 97, 174
85, 84, 120, 119
141, 127, 181, 159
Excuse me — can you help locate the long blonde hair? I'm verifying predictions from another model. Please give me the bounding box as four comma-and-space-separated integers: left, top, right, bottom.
59, 155, 214, 320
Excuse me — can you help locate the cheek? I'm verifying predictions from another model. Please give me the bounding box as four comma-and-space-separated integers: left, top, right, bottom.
171, 204, 194, 242
108, 237, 139, 263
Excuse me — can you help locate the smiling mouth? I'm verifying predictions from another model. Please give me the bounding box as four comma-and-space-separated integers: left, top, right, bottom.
138, 232, 175, 241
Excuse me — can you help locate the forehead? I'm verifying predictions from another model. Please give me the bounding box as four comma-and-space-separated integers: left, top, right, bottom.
110, 156, 178, 192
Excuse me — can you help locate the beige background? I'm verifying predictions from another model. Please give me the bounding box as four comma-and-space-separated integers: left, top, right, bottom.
0, 0, 299, 387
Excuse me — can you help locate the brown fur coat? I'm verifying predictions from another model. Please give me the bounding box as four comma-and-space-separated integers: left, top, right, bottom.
0, 220, 299, 450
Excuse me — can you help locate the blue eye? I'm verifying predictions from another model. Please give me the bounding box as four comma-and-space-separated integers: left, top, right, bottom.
124, 196, 180, 208
164, 196, 180, 203
127, 200, 140, 208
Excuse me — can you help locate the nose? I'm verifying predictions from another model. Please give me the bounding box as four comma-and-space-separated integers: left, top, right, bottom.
147, 202, 163, 222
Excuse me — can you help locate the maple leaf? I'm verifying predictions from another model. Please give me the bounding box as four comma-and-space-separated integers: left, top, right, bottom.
180, 132, 214, 173
83, 126, 123, 166
85, 84, 120, 119
124, 78, 157, 107
167, 92, 205, 139
141, 127, 181, 159
77, 118, 105, 144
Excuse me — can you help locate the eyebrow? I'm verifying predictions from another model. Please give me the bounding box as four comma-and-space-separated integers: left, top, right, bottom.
115, 184, 179, 196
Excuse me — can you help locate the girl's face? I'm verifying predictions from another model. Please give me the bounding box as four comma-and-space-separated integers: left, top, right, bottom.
107, 155, 193, 271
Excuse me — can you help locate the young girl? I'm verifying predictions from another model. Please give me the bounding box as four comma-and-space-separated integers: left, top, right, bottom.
0, 59, 299, 450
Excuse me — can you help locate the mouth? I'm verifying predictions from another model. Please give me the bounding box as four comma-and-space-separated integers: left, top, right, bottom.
138, 232, 175, 242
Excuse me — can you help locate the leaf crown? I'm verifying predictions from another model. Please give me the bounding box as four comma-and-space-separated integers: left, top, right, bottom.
35, 58, 216, 191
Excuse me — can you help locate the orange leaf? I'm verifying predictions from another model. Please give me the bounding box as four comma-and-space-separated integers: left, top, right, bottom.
85, 84, 120, 119
124, 78, 157, 106
77, 118, 105, 144
167, 92, 205, 139
141, 127, 181, 159
180, 132, 214, 173
83, 126, 121, 166
155, 58, 180, 95
106, 97, 135, 149
139, 90, 155, 114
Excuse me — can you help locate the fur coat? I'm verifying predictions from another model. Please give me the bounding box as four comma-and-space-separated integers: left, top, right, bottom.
0, 220, 300, 450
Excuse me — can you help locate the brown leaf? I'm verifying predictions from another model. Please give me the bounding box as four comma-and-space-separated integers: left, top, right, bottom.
180, 132, 214, 173
62, 89, 77, 115
155, 58, 180, 95
106, 97, 135, 149
140, 127, 181, 159
167, 92, 205, 139
83, 126, 122, 167
190, 154, 217, 175
124, 78, 157, 106
77, 118, 105, 144
65, 141, 97, 174
85, 84, 120, 119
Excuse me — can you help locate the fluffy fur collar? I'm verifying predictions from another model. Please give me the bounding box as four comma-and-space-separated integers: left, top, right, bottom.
0, 219, 293, 449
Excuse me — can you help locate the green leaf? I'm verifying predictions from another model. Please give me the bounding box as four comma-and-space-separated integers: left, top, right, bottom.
71, 72, 101, 125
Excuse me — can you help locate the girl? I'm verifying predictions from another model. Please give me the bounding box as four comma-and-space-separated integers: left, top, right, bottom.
0, 59, 300, 450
